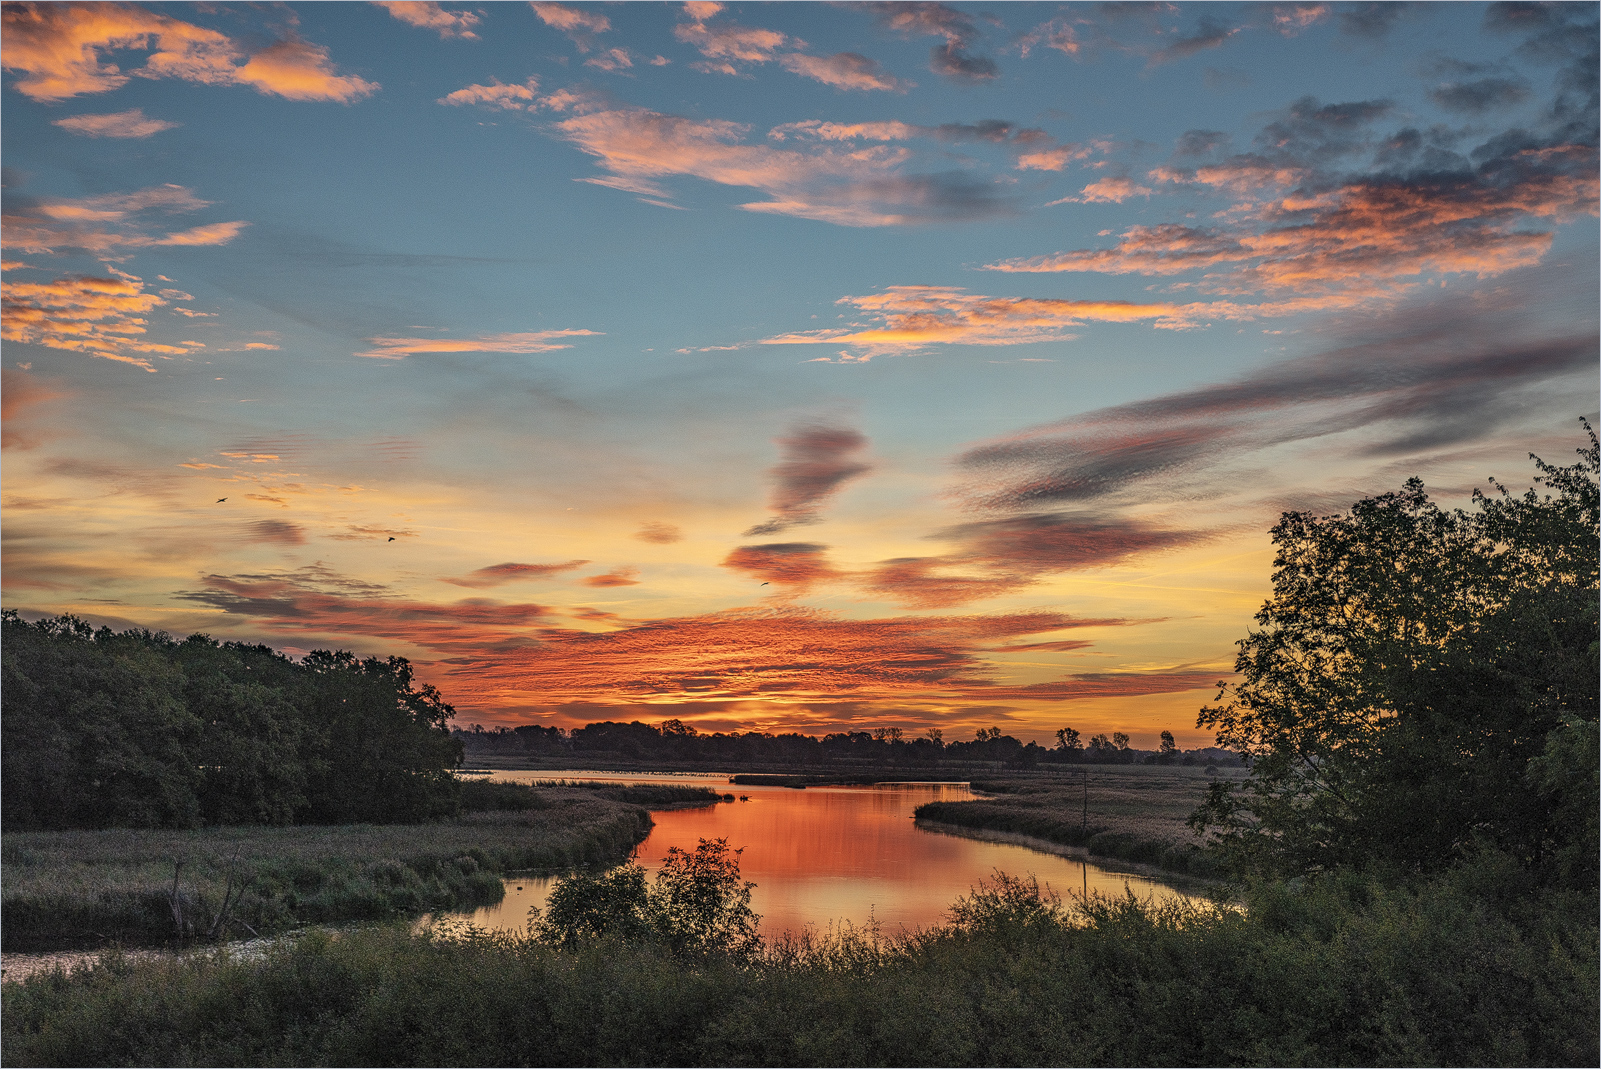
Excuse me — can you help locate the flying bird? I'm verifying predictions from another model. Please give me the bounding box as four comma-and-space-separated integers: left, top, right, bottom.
216, 497, 227, 503
760, 582, 769, 586
388, 537, 396, 541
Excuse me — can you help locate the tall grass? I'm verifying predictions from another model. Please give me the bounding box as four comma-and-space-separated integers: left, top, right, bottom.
919, 768, 1233, 877
0, 787, 697, 950
4, 859, 1593, 1067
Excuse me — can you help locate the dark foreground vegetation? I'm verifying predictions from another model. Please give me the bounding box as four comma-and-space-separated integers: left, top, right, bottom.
4, 430, 1596, 1066
2, 859, 1593, 1067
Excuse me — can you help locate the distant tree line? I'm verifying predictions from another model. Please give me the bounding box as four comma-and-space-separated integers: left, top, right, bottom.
455, 718, 1240, 769
1, 612, 463, 832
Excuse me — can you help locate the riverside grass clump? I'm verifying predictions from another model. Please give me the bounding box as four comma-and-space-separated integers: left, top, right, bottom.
917, 766, 1238, 878
4, 861, 1595, 1068
0, 786, 721, 950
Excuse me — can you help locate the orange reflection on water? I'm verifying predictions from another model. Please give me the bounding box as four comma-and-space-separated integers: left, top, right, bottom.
466, 772, 1195, 938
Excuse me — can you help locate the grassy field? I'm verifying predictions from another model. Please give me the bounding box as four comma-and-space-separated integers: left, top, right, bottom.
1, 785, 719, 951
916, 764, 1248, 877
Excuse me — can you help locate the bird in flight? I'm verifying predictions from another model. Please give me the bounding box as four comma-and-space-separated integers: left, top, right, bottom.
760, 582, 769, 586
216, 497, 227, 503
388, 536, 396, 541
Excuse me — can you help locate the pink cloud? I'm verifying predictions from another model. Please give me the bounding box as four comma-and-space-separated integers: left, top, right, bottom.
438, 77, 540, 109
0, 269, 203, 370
2, 184, 248, 257
777, 51, 908, 92
532, 1, 611, 51
584, 567, 641, 588
374, 1, 480, 40
445, 560, 590, 589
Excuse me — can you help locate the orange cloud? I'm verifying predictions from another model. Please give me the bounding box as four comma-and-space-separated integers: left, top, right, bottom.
356, 330, 601, 359
990, 141, 1597, 315
0, 2, 376, 103
762, 286, 1185, 356
52, 108, 178, 138
2, 184, 248, 257
583, 567, 641, 588
439, 607, 1189, 709
1059, 176, 1154, 204
777, 52, 908, 92
445, 561, 590, 589
0, 270, 201, 370
375, 1, 480, 40
721, 543, 844, 591
232, 37, 379, 103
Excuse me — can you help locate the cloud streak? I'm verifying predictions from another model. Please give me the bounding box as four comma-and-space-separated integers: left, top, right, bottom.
356, 330, 601, 359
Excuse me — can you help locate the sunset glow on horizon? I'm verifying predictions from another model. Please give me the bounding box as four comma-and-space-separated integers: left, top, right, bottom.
4, 0, 1596, 747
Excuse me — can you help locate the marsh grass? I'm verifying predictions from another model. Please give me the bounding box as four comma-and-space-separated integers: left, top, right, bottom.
919, 766, 1245, 877
0, 787, 696, 950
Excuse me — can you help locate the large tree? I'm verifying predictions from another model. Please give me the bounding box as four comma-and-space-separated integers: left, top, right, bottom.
1193, 426, 1599, 883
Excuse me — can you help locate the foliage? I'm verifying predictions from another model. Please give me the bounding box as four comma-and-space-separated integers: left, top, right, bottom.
533, 838, 762, 960
0, 614, 464, 830
4, 861, 1593, 1067
1193, 426, 1600, 882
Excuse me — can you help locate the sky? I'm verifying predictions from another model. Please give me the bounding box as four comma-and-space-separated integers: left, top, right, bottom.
3, 0, 1596, 747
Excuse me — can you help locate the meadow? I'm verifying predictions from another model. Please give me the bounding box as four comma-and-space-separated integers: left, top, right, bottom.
1, 784, 719, 951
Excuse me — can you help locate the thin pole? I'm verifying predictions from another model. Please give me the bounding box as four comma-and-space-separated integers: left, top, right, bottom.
1082, 770, 1088, 834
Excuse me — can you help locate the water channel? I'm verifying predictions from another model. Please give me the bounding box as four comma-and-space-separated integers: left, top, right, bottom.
2, 771, 1201, 982
464, 770, 1199, 940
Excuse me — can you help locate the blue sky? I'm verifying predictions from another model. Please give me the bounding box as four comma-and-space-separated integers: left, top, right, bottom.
4, 1, 1596, 744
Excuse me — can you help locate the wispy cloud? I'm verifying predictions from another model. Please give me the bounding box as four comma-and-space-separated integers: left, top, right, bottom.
955, 264, 1600, 511
763, 287, 1185, 357
675, 1, 793, 75
546, 102, 1016, 225
356, 329, 601, 359
373, 1, 479, 40
51, 108, 178, 138
532, 1, 611, 52
2, 184, 249, 258
1, 2, 378, 103
743, 422, 872, 535
445, 560, 590, 588
438, 76, 540, 109
583, 567, 641, 587
855, 1, 998, 83
778, 51, 908, 92
634, 521, 683, 544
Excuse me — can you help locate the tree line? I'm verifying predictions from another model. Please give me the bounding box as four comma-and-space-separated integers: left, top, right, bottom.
455, 718, 1239, 769
0, 612, 463, 831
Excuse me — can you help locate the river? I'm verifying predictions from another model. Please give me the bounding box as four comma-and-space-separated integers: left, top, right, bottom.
461, 770, 1200, 940
2, 770, 1201, 982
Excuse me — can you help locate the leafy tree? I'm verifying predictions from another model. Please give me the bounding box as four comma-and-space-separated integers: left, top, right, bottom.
1193, 427, 1599, 883
534, 838, 762, 959
1054, 726, 1083, 758
1158, 730, 1178, 764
